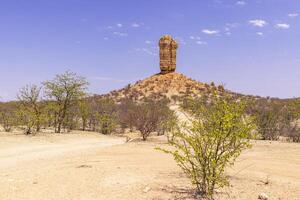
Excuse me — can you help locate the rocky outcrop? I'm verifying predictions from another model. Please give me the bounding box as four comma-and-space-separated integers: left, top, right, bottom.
159, 35, 178, 74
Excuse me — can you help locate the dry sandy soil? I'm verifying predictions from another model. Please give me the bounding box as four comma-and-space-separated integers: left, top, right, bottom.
0, 131, 299, 200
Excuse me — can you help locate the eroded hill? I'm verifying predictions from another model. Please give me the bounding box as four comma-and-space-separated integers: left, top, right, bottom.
102, 72, 231, 102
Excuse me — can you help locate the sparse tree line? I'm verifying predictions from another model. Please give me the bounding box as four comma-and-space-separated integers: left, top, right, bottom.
0, 71, 177, 140
245, 98, 300, 142
181, 94, 300, 143
0, 71, 299, 143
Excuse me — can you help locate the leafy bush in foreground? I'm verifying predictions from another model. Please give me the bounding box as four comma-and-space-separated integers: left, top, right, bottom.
159, 96, 254, 198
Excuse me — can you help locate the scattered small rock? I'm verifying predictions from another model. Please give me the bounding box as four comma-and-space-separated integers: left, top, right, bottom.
258, 193, 269, 200
77, 165, 92, 168
143, 187, 151, 193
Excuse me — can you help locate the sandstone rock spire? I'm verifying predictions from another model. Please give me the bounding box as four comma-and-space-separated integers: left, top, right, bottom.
159, 35, 178, 74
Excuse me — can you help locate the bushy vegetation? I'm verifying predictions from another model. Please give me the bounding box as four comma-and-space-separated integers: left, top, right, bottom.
0, 102, 18, 132
17, 84, 44, 134
0, 70, 299, 143
160, 95, 255, 198
286, 99, 300, 142
181, 93, 300, 143
118, 98, 177, 140
246, 98, 300, 142
43, 71, 88, 133
0, 71, 177, 140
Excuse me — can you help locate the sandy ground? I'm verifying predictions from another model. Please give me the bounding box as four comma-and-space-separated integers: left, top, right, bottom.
0, 132, 299, 200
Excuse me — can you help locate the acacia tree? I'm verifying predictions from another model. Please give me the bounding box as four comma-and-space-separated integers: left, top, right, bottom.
132, 99, 175, 141
0, 102, 18, 132
43, 71, 88, 133
132, 102, 160, 140
17, 84, 43, 134
159, 96, 254, 198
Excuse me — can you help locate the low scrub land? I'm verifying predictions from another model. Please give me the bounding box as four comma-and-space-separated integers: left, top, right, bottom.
0, 131, 299, 200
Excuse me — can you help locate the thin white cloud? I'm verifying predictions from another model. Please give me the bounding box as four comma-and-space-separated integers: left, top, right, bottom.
116, 23, 123, 28
103, 37, 109, 40
224, 23, 238, 36
226, 22, 239, 28
224, 27, 231, 35
135, 48, 157, 56
190, 36, 201, 40
202, 29, 219, 35
113, 31, 128, 37
236, 1, 246, 6
249, 19, 267, 27
196, 41, 207, 45
256, 32, 263, 36
131, 23, 141, 28
275, 23, 290, 29
288, 13, 299, 18
145, 40, 152, 44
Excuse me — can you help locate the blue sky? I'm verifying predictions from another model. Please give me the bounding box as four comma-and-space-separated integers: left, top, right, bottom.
0, 0, 299, 101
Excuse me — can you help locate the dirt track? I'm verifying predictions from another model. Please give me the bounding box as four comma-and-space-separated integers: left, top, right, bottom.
0, 132, 299, 200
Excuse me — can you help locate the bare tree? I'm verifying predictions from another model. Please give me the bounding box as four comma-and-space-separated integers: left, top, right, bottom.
132, 99, 175, 141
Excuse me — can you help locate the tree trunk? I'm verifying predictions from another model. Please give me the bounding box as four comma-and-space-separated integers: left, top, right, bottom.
57, 121, 62, 133
82, 119, 86, 131
36, 121, 40, 132
142, 131, 148, 141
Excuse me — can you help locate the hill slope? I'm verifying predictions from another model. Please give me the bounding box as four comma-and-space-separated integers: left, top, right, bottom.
102, 72, 230, 102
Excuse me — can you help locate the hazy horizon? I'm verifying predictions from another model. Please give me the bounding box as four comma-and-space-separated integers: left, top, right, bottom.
1, 0, 300, 101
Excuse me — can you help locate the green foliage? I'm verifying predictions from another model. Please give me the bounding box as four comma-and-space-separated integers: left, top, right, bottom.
157, 101, 178, 136
286, 99, 300, 142
255, 109, 280, 140
158, 96, 254, 198
92, 97, 118, 134
0, 102, 18, 132
16, 108, 36, 135
290, 99, 300, 119
96, 113, 117, 135
78, 99, 91, 131
43, 71, 88, 133
247, 99, 294, 140
17, 84, 44, 134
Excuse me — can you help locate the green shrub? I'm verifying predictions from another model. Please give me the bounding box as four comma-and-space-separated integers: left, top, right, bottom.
158, 96, 254, 198
97, 113, 117, 135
